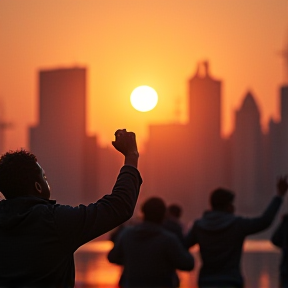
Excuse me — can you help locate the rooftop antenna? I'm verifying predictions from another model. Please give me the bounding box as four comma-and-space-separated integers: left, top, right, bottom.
196, 60, 210, 78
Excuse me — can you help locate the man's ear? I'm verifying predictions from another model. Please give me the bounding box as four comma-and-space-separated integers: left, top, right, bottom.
35, 182, 42, 193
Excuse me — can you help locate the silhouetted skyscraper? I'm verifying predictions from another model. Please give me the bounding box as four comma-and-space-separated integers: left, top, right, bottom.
187, 62, 225, 214
144, 62, 226, 222
188, 61, 221, 139
30, 67, 98, 205
230, 92, 265, 214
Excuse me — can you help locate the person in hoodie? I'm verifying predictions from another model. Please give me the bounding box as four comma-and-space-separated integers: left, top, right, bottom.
107, 197, 194, 288
0, 129, 142, 288
185, 177, 288, 288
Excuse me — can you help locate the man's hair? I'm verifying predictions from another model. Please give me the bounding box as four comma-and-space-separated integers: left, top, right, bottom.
210, 188, 235, 211
167, 204, 182, 219
141, 197, 166, 224
0, 149, 39, 199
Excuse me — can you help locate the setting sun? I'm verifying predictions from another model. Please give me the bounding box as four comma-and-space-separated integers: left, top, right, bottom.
130, 86, 158, 112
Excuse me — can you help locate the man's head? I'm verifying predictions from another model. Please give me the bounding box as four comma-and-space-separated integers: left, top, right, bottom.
0, 149, 50, 200
141, 197, 166, 224
210, 188, 235, 213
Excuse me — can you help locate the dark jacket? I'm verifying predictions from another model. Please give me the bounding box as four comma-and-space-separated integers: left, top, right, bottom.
108, 221, 194, 288
185, 196, 283, 288
0, 165, 142, 288
271, 214, 288, 287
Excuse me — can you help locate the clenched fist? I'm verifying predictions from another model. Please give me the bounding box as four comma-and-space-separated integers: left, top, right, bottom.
112, 129, 139, 158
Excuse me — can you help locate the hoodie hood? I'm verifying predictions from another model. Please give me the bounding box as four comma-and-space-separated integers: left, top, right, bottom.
197, 210, 237, 232
0, 196, 56, 230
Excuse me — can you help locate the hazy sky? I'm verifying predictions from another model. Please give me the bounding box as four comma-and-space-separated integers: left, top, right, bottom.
1, 0, 288, 151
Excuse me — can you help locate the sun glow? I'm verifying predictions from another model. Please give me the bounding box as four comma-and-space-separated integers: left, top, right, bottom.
130, 86, 158, 112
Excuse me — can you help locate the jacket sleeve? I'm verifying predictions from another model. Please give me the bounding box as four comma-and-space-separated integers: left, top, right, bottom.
271, 214, 288, 248
239, 196, 283, 236
184, 222, 198, 249
53, 166, 142, 251
166, 234, 194, 271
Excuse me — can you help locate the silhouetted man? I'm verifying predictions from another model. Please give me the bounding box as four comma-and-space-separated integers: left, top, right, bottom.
185, 177, 288, 288
108, 197, 194, 288
0, 129, 142, 287
271, 213, 288, 288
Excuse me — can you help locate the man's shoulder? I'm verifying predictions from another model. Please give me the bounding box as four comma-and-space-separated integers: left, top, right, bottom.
192, 212, 239, 232
0, 196, 56, 213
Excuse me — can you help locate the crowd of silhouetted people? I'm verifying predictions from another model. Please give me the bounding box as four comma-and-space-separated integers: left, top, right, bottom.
0, 129, 287, 288
108, 179, 288, 288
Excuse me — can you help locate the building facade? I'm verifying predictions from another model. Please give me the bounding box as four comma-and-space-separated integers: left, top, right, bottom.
30, 67, 98, 205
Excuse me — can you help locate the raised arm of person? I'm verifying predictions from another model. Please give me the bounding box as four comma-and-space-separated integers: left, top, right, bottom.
54, 129, 142, 251
240, 176, 288, 236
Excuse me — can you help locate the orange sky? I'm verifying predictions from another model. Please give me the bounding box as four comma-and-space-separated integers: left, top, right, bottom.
0, 0, 288, 152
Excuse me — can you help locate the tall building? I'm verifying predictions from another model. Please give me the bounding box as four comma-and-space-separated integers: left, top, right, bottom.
230, 92, 265, 215
187, 62, 225, 211
30, 67, 98, 205
143, 62, 226, 222
188, 61, 221, 139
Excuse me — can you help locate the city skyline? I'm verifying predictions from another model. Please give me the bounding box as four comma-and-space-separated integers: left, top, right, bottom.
25, 64, 288, 234
0, 57, 288, 154
0, 0, 288, 152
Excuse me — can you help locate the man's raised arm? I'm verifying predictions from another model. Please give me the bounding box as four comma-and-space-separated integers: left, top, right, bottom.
241, 176, 288, 236
54, 129, 142, 249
